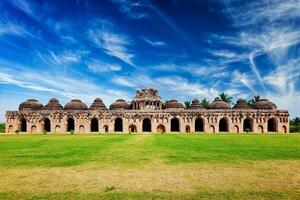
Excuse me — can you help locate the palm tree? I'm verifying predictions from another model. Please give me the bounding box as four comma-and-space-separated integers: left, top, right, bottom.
184, 101, 191, 109
247, 95, 260, 106
219, 92, 233, 104
201, 98, 209, 108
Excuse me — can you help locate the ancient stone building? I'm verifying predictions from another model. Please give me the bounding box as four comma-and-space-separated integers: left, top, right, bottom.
5, 88, 289, 134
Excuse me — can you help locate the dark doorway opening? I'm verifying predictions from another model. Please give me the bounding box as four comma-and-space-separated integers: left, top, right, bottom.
44, 118, 51, 132
243, 118, 253, 132
91, 118, 99, 132
142, 118, 151, 132
219, 118, 228, 132
114, 118, 123, 132
21, 118, 27, 132
195, 118, 204, 132
67, 118, 75, 132
268, 118, 277, 132
171, 118, 180, 132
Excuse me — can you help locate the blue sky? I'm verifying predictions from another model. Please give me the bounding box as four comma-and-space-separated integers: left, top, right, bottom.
0, 0, 300, 122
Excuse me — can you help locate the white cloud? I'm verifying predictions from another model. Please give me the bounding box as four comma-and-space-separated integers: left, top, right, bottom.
142, 37, 166, 47
37, 50, 88, 65
0, 18, 36, 38
88, 23, 135, 66
87, 60, 122, 73
112, 0, 150, 19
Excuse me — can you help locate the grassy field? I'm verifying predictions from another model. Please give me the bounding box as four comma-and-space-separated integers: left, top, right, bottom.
0, 134, 299, 200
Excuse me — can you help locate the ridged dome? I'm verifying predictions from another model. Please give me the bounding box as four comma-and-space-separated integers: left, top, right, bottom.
90, 98, 108, 110
252, 99, 277, 110
19, 99, 44, 111
165, 99, 184, 109
233, 99, 252, 110
109, 99, 130, 110
207, 97, 231, 109
190, 98, 203, 109
64, 99, 88, 110
45, 98, 63, 110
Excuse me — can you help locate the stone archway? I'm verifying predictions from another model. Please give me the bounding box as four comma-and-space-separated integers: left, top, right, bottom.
20, 118, 27, 132
258, 125, 264, 133
31, 125, 37, 133
55, 125, 61, 133
185, 125, 190, 133
91, 118, 99, 132
243, 118, 253, 132
195, 118, 204, 132
79, 125, 85, 133
171, 118, 180, 132
219, 118, 228, 132
268, 118, 277, 132
157, 124, 165, 133
233, 125, 239, 133
8, 125, 13, 133
103, 125, 109, 133
67, 118, 75, 132
142, 118, 151, 132
209, 125, 215, 133
44, 118, 51, 132
282, 125, 287, 133
129, 124, 137, 133
114, 118, 123, 132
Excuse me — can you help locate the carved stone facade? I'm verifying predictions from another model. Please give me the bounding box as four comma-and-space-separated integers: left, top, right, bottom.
5, 88, 289, 134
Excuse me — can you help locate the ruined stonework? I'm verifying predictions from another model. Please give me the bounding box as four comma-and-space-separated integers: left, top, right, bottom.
5, 88, 289, 134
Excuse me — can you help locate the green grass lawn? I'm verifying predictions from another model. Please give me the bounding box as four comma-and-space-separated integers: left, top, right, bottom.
0, 134, 299, 199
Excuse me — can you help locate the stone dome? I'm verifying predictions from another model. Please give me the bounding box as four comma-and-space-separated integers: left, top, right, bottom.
109, 99, 130, 110
233, 99, 252, 110
165, 99, 184, 109
190, 98, 203, 109
252, 99, 277, 110
64, 99, 88, 110
45, 98, 63, 110
19, 99, 44, 111
90, 98, 108, 110
207, 97, 231, 109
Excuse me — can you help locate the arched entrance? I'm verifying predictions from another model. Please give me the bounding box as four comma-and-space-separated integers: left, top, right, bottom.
157, 124, 165, 133
243, 118, 253, 132
44, 118, 51, 132
114, 118, 123, 132
91, 118, 99, 132
185, 125, 190, 133
142, 118, 151, 132
103, 125, 109, 133
55, 125, 61, 133
268, 118, 277, 132
129, 125, 137, 133
282, 125, 287, 133
31, 125, 37, 133
171, 118, 180, 132
258, 125, 264, 133
20, 118, 27, 132
67, 118, 75, 132
219, 118, 228, 132
8, 125, 13, 133
233, 125, 239, 133
209, 125, 215, 133
79, 125, 85, 133
195, 118, 204, 132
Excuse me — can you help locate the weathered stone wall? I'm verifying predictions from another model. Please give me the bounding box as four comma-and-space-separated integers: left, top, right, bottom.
5, 109, 289, 134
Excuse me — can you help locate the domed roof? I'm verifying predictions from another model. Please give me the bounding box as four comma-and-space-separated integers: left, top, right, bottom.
19, 99, 44, 111
165, 99, 184, 109
252, 99, 277, 110
90, 98, 108, 110
207, 97, 231, 109
109, 99, 130, 110
64, 99, 88, 110
190, 98, 203, 109
45, 98, 63, 110
233, 99, 252, 110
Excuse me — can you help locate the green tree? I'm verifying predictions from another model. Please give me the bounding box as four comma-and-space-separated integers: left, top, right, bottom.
247, 95, 260, 106
184, 101, 191, 109
201, 98, 209, 108
219, 92, 233, 104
